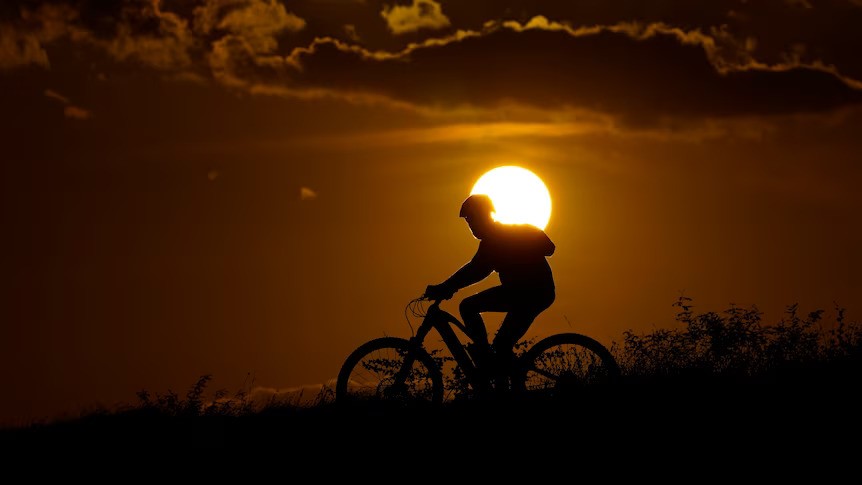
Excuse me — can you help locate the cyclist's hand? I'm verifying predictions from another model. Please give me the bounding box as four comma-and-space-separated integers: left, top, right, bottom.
425, 284, 455, 301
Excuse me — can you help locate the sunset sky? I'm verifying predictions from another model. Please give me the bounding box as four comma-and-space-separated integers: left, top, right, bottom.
2, 0, 861, 425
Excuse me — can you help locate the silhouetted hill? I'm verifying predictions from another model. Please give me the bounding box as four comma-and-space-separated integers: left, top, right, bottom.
4, 363, 860, 448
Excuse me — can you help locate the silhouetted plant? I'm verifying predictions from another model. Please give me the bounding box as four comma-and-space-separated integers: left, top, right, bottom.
313, 386, 336, 406
137, 374, 254, 417
619, 296, 861, 378
765, 304, 822, 367
824, 305, 862, 361
352, 348, 438, 401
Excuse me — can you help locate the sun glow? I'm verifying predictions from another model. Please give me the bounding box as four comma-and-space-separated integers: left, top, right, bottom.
470, 166, 552, 230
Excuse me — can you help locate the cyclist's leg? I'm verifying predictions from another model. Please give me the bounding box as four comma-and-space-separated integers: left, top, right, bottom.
487, 307, 540, 394
492, 290, 555, 369
459, 285, 511, 346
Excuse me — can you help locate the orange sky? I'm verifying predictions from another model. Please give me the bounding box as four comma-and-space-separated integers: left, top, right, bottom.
2, 0, 861, 425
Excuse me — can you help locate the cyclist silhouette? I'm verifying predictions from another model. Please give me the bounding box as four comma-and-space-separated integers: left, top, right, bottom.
425, 194, 556, 380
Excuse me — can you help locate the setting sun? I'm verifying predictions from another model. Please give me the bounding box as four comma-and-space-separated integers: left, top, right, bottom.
470, 166, 552, 230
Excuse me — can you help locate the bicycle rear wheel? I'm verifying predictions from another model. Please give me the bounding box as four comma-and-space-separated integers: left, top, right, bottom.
336, 337, 444, 404
516, 333, 620, 395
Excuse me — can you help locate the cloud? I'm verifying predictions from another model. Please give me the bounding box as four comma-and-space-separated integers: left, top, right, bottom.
0, 1, 194, 71
194, 0, 302, 35
5, 3, 862, 131
214, 0, 305, 37
343, 24, 360, 42
300, 186, 318, 200
43, 89, 70, 104
0, 27, 50, 69
99, 0, 196, 71
380, 0, 451, 34
43, 88, 92, 120
202, 0, 307, 89
298, 114, 783, 149
63, 105, 92, 120
264, 17, 862, 126
2, 0, 306, 75
0, 4, 79, 69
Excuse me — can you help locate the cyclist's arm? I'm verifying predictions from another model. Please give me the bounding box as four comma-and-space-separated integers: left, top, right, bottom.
441, 258, 493, 293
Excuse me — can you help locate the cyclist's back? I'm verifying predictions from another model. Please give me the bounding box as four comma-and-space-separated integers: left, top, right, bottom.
473, 222, 555, 294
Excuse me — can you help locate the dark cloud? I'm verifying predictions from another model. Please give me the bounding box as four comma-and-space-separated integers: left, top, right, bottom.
245, 19, 862, 124
396, 1, 862, 82
0, 3, 78, 69
2, 1, 862, 128
0, 0, 307, 72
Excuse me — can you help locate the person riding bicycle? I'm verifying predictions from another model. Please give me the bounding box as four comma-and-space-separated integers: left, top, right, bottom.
425, 194, 556, 382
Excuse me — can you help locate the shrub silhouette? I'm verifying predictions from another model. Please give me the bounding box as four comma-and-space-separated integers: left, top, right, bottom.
619, 296, 862, 378
136, 374, 255, 417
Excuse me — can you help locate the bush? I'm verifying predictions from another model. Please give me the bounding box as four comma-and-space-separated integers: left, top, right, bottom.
618, 296, 862, 378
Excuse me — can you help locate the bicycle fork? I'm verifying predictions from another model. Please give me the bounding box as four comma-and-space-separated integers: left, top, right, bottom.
389, 315, 435, 390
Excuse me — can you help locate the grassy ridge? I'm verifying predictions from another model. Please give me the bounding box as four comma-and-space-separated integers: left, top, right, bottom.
3, 298, 862, 446
5, 370, 859, 447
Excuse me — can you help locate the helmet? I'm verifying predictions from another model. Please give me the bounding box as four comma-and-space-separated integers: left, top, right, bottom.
459, 194, 495, 218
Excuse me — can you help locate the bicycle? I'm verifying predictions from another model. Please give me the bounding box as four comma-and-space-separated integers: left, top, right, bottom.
336, 295, 620, 404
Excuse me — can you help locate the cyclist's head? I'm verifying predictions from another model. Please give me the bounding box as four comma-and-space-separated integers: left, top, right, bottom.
460, 194, 495, 219
459, 194, 495, 239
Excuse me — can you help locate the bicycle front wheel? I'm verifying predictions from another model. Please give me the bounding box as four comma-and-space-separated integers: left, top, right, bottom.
516, 333, 620, 395
336, 337, 444, 404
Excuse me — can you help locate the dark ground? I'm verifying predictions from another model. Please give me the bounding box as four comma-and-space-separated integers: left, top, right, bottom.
4, 366, 860, 451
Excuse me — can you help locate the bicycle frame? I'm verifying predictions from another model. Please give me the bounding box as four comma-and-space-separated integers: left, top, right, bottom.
398, 299, 486, 389
337, 297, 621, 403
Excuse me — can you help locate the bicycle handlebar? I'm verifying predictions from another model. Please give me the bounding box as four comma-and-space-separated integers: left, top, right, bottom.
415, 295, 468, 334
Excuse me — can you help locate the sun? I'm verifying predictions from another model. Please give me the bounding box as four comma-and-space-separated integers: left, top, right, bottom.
470, 166, 552, 230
